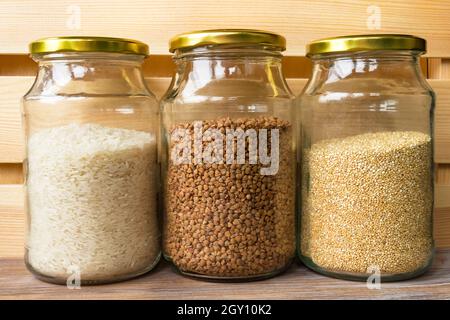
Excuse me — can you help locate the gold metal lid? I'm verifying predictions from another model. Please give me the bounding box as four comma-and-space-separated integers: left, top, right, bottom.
306, 34, 426, 56
169, 29, 286, 53
29, 36, 149, 55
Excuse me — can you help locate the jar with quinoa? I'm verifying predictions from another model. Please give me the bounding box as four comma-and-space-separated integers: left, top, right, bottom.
23, 37, 161, 284
161, 29, 296, 280
298, 34, 435, 281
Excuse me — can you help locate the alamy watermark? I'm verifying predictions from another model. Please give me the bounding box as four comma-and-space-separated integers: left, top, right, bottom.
366, 265, 382, 290
66, 265, 81, 289
171, 121, 280, 175
366, 5, 381, 30
66, 5, 81, 30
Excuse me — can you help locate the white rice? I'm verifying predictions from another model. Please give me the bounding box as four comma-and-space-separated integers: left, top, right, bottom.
26, 123, 160, 281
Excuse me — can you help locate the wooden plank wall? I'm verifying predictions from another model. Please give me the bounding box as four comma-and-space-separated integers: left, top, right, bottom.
0, 1, 450, 56
0, 0, 450, 258
429, 58, 450, 248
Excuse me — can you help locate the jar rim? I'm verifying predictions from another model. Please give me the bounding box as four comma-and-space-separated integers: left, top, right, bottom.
169, 29, 286, 53
306, 34, 426, 57
29, 36, 149, 56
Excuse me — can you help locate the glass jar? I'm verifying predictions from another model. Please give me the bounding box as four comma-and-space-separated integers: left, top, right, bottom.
23, 37, 161, 284
161, 29, 296, 280
298, 35, 434, 281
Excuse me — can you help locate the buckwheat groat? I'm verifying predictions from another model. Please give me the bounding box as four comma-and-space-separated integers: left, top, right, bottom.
164, 116, 295, 278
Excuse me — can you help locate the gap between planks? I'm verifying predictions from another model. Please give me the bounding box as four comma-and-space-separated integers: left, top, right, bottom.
0, 164, 23, 184
0, 55, 314, 79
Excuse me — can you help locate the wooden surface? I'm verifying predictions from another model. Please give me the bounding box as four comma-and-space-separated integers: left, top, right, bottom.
1, 1, 450, 56
437, 164, 450, 183
0, 185, 25, 258
0, 249, 449, 299
428, 58, 450, 79
435, 208, 450, 247
430, 80, 450, 163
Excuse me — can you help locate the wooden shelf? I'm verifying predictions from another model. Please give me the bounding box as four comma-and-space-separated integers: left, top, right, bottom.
1, 249, 449, 300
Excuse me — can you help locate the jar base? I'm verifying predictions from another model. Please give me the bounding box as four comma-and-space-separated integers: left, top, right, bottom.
299, 254, 433, 282
25, 252, 162, 286
168, 259, 293, 282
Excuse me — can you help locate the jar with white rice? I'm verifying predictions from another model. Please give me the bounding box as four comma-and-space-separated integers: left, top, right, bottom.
23, 37, 160, 284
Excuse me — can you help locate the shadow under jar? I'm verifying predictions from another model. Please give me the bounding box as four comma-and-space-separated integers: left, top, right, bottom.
161, 29, 296, 281
23, 37, 161, 285
298, 34, 435, 281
